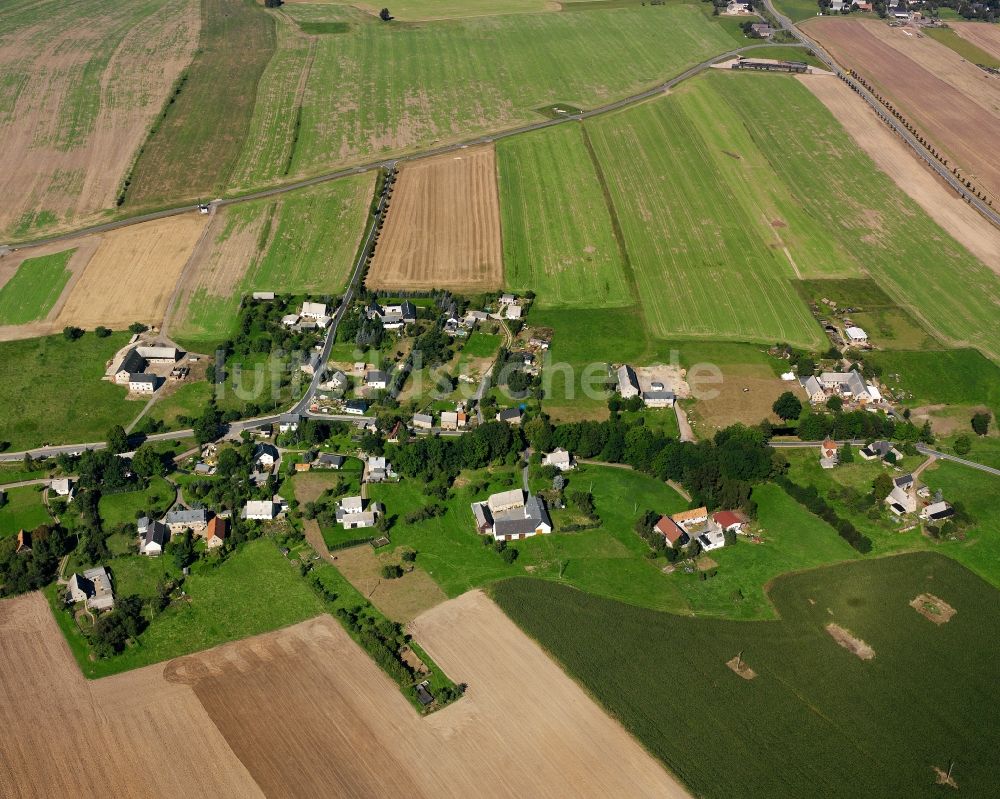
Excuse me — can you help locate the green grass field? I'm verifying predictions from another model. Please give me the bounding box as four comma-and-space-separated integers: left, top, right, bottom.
124, 0, 276, 208
173, 174, 373, 350
497, 125, 632, 308
494, 552, 1000, 798
583, 73, 1000, 358
867, 349, 1000, 416
0, 332, 135, 451
97, 477, 175, 529
145, 381, 214, 430
50, 539, 325, 678
771, 0, 824, 22
236, 3, 737, 186
588, 77, 828, 348
337, 0, 552, 20
924, 25, 1000, 69
0, 250, 74, 325
0, 486, 51, 536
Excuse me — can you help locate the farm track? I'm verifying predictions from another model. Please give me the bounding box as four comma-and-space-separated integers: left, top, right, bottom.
4, 43, 803, 252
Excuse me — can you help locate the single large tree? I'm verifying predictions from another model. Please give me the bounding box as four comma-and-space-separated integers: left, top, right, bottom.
971, 411, 991, 436
772, 391, 803, 421
106, 425, 129, 455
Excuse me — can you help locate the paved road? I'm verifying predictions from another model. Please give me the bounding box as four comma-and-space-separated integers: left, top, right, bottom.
0, 429, 196, 463
0, 478, 53, 490
916, 443, 1000, 477
5, 43, 800, 252
762, 0, 1000, 229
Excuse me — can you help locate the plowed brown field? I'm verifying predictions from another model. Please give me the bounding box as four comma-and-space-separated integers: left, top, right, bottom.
0, 590, 688, 797
366, 146, 504, 292
805, 18, 1000, 200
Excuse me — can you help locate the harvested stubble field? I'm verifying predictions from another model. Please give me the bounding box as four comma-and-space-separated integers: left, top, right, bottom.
367, 147, 503, 292
0, 592, 264, 799
0, 0, 199, 239
333, 544, 448, 622
805, 18, 1000, 200
55, 213, 208, 330
950, 20, 1000, 61
0, 590, 690, 798
238, 3, 736, 186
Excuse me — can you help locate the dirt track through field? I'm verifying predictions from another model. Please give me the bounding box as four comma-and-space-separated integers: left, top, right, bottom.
805, 19, 1000, 200
1, 590, 689, 797
800, 75, 1000, 276
367, 146, 503, 292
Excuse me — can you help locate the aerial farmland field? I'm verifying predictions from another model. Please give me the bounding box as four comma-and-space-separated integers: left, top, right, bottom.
366, 147, 503, 292
495, 552, 1000, 799
497, 125, 633, 308
237, 3, 737, 185
0, 250, 74, 325
173, 173, 373, 350
123, 0, 276, 208
804, 18, 1000, 201
0, 0, 199, 239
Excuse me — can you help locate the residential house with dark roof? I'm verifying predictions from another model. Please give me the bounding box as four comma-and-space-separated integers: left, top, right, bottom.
140, 520, 170, 556
471, 490, 552, 542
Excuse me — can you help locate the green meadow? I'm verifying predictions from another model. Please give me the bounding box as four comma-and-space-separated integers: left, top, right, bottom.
97, 477, 175, 529
0, 332, 135, 451
494, 553, 1000, 799
0, 486, 51, 537
0, 249, 74, 325
866, 348, 1000, 416
497, 125, 632, 308
237, 3, 737, 185
924, 26, 1000, 69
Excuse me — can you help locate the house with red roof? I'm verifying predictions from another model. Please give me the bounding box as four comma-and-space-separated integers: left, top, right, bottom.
654, 516, 690, 548
712, 511, 746, 534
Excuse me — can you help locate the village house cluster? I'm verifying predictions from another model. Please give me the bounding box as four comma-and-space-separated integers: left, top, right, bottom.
654, 507, 747, 552
617, 364, 677, 408
107, 343, 183, 395
471, 489, 553, 542
800, 369, 882, 407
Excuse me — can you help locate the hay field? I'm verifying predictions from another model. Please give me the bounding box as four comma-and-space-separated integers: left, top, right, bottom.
805, 18, 1000, 200
587, 72, 1000, 360
0, 592, 264, 799
367, 147, 503, 292
288, 0, 556, 21
0, 0, 199, 240
56, 213, 208, 329
800, 74, 1000, 276
172, 173, 373, 350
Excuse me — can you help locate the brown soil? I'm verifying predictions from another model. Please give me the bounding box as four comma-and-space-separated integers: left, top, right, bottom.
688, 365, 787, 434
0, 0, 200, 239
910, 593, 956, 625
825, 622, 875, 660
0, 592, 264, 799
805, 18, 1000, 201
800, 75, 1000, 277
366, 146, 504, 292
292, 470, 348, 505
334, 544, 448, 623
56, 213, 208, 329
696, 556, 719, 571
933, 765, 959, 789
726, 655, 757, 680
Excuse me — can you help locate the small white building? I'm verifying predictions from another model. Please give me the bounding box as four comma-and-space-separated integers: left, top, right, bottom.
252, 291, 275, 301
617, 365, 640, 399
920, 501, 954, 522
542, 448, 575, 471
253, 443, 279, 468
67, 567, 115, 611
244, 500, 279, 520
697, 529, 727, 552
412, 413, 433, 430
365, 370, 389, 390
336, 496, 382, 529
440, 410, 468, 430
128, 374, 156, 394
642, 390, 675, 408
845, 326, 868, 345
50, 478, 74, 499
139, 520, 170, 556
281, 314, 300, 327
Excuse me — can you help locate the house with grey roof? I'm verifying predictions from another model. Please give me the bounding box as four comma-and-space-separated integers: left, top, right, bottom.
859, 440, 903, 462
163, 508, 208, 534
316, 453, 345, 469
67, 566, 115, 611
128, 373, 157, 394
244, 500, 279, 520
336, 496, 382, 529
471, 490, 552, 542
496, 407, 523, 425
140, 520, 170, 556
412, 413, 433, 430
617, 364, 640, 399
365, 370, 389, 390
113, 348, 147, 384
